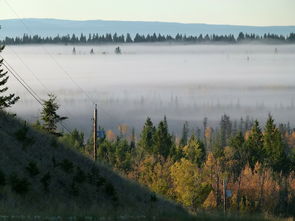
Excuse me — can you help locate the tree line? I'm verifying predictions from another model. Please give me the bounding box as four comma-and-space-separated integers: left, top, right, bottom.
57, 109, 295, 216
2, 32, 295, 45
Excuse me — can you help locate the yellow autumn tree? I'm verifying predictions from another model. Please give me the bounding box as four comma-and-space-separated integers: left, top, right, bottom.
170, 158, 211, 211
134, 155, 175, 199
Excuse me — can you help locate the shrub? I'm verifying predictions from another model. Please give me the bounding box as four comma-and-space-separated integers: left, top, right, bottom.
9, 173, 30, 195
0, 169, 5, 186
14, 123, 35, 149
73, 167, 86, 184
26, 161, 40, 177
59, 159, 74, 173
40, 172, 51, 193
69, 181, 79, 196
150, 192, 157, 202
104, 182, 118, 202
50, 138, 58, 148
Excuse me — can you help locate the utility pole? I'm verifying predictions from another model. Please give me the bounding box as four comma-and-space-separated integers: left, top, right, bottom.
93, 104, 97, 161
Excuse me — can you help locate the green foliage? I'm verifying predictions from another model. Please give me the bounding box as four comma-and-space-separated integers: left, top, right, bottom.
138, 117, 156, 154
9, 173, 30, 195
59, 159, 74, 174
183, 135, 206, 167
25, 161, 40, 177
263, 115, 289, 174
153, 117, 174, 158
40, 93, 67, 136
69, 181, 79, 196
40, 172, 51, 193
60, 129, 84, 151
180, 121, 189, 147
245, 120, 264, 171
50, 138, 59, 148
14, 123, 35, 149
114, 139, 133, 172
0, 169, 6, 186
104, 182, 118, 202
150, 192, 157, 202
73, 167, 86, 184
0, 45, 19, 109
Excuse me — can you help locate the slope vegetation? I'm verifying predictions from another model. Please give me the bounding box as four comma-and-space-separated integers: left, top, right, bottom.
0, 111, 184, 218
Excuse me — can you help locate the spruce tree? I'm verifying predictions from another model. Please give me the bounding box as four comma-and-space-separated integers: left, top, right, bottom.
180, 121, 189, 147
138, 117, 156, 153
245, 120, 264, 171
154, 116, 173, 158
0, 45, 19, 109
40, 93, 67, 136
263, 115, 287, 174
184, 134, 206, 167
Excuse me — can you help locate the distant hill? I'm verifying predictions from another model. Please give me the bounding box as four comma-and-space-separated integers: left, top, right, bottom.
0, 18, 295, 39
0, 110, 184, 218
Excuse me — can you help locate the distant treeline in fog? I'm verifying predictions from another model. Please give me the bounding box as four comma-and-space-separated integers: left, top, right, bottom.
2, 32, 295, 45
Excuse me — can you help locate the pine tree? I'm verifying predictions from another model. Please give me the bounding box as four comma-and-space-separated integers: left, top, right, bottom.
183, 134, 206, 167
0, 45, 19, 109
154, 116, 174, 158
138, 117, 156, 153
245, 120, 264, 171
40, 93, 67, 136
180, 121, 189, 147
263, 115, 287, 173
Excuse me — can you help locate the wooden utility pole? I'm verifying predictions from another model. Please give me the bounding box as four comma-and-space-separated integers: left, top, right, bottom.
93, 104, 97, 161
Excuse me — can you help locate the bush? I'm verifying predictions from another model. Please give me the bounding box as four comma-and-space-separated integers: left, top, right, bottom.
26, 161, 40, 177
73, 167, 86, 184
40, 172, 51, 193
0, 169, 5, 186
14, 123, 35, 149
104, 182, 118, 202
9, 173, 30, 195
150, 192, 157, 202
59, 159, 74, 173
69, 181, 79, 196
50, 138, 58, 148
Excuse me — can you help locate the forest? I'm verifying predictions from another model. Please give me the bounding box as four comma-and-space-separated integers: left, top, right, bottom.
57, 111, 295, 217
1, 32, 295, 45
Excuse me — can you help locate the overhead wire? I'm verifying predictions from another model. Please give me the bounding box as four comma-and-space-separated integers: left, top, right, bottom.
2, 59, 71, 133
2, 46, 76, 121
2, 0, 125, 129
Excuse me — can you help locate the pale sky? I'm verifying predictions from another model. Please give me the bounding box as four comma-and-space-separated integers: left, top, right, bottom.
1, 0, 295, 26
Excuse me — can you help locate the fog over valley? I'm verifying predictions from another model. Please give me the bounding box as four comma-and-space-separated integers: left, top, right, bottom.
3, 44, 295, 137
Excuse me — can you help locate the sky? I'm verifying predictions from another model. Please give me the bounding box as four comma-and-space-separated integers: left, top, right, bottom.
0, 0, 295, 26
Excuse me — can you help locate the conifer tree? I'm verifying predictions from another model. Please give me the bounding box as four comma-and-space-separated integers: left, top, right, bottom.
245, 120, 264, 171
154, 116, 173, 158
263, 115, 287, 174
183, 134, 206, 167
40, 93, 67, 136
138, 117, 156, 153
0, 45, 19, 109
180, 121, 189, 147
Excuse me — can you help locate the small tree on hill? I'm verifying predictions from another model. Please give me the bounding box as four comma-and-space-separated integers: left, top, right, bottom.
0, 45, 19, 109
41, 93, 67, 136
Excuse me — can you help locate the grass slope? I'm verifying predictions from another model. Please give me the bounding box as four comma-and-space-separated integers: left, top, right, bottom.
0, 111, 184, 218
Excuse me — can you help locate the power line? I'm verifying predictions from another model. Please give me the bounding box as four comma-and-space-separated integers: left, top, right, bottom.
3, 0, 125, 129
3, 46, 76, 120
2, 60, 43, 104
2, 60, 71, 133
4, 46, 50, 92
3, 0, 95, 106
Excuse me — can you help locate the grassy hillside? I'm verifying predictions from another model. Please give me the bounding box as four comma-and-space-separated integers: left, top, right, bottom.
0, 110, 184, 219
